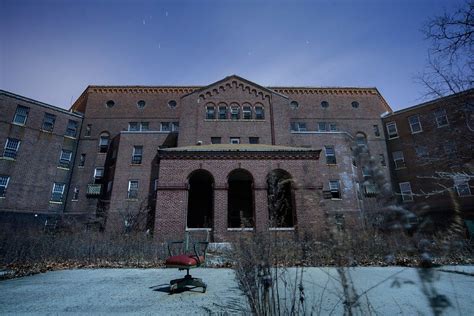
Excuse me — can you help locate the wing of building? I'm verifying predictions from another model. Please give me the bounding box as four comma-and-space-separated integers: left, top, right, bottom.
9, 75, 469, 240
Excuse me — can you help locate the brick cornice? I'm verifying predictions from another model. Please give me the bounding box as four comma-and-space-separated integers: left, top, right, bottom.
158, 149, 321, 160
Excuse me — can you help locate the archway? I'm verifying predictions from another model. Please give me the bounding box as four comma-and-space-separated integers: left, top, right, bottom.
267, 169, 295, 227
228, 169, 254, 228
187, 170, 214, 228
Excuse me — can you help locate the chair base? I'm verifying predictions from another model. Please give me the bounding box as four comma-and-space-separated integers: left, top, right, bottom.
170, 274, 207, 293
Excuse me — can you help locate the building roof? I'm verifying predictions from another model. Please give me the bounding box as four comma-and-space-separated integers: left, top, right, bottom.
158, 144, 321, 160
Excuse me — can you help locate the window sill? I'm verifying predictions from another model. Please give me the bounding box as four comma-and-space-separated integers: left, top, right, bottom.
0, 157, 16, 161
388, 136, 399, 140
437, 125, 449, 128
458, 194, 473, 198
0, 197, 5, 199
12, 122, 26, 127
204, 119, 265, 122
227, 227, 254, 231
126, 198, 139, 201
186, 228, 212, 231
41, 129, 54, 134
410, 130, 423, 135
269, 227, 295, 231
331, 198, 342, 201
395, 167, 407, 170
326, 164, 338, 166
57, 166, 70, 171
78, 166, 84, 169
49, 201, 63, 204
64, 135, 77, 140
71, 199, 78, 202
130, 163, 142, 166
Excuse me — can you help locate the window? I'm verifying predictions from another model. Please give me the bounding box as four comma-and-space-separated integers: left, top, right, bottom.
290, 100, 299, 110
85, 124, 91, 137
415, 146, 428, 157
362, 167, 371, 178
206, 105, 215, 119
435, 109, 449, 127
329, 180, 341, 199
392, 151, 406, 169
128, 180, 139, 199
132, 146, 143, 164
399, 182, 413, 202
230, 137, 240, 144
321, 101, 329, 108
355, 133, 367, 146
65, 120, 78, 138
386, 122, 398, 139
325, 146, 336, 164
137, 100, 146, 109
351, 101, 359, 108
329, 123, 337, 131
160, 122, 170, 132
79, 154, 86, 167
98, 134, 109, 153
255, 106, 264, 120
168, 100, 177, 108
94, 167, 104, 181
51, 183, 65, 202
59, 149, 73, 168
106, 100, 115, 108
0, 176, 10, 197
129, 122, 149, 131
42, 113, 56, 132
211, 137, 221, 144
218, 105, 227, 119
290, 122, 307, 132
318, 122, 327, 132
249, 137, 259, 144
13, 105, 29, 125
3, 138, 21, 159
373, 125, 380, 137
72, 187, 79, 200
455, 177, 471, 197
128, 122, 139, 131
335, 214, 345, 231
408, 115, 422, 133
243, 106, 252, 119
171, 122, 179, 132
230, 105, 240, 120
379, 154, 386, 166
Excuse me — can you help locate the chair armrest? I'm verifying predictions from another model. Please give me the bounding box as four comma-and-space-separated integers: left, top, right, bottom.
193, 241, 209, 264
167, 241, 184, 257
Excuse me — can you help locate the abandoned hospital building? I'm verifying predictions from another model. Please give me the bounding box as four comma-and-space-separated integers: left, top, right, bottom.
1, 75, 473, 240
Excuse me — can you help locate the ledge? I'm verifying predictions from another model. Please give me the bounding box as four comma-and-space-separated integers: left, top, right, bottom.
227, 227, 254, 231
57, 166, 70, 171
185, 228, 212, 231
64, 135, 77, 140
0, 157, 16, 161
269, 227, 295, 231
49, 201, 63, 205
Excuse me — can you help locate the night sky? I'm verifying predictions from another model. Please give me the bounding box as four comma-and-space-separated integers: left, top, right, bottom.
0, 0, 464, 110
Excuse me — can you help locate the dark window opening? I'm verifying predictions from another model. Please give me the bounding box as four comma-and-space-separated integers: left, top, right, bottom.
249, 137, 259, 144
267, 169, 295, 227
228, 169, 254, 228
211, 137, 221, 144
187, 170, 214, 228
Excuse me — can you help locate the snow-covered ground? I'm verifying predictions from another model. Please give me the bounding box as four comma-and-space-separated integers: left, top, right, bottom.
0, 266, 472, 315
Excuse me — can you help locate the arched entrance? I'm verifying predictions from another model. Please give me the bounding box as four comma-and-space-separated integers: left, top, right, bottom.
267, 169, 295, 227
228, 169, 255, 228
187, 170, 214, 228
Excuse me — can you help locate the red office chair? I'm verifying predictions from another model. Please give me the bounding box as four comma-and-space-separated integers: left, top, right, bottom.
165, 240, 209, 293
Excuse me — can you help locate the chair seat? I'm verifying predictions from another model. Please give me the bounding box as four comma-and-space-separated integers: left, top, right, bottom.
165, 254, 205, 267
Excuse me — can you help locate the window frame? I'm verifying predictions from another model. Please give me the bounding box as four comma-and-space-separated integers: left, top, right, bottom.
373, 125, 380, 137
392, 151, 406, 169
408, 115, 423, 134
127, 180, 139, 199
160, 122, 171, 132
242, 106, 252, 119
42, 113, 56, 132
434, 108, 449, 128
218, 105, 228, 120
98, 134, 109, 153
51, 183, 66, 202
72, 187, 79, 201
386, 122, 399, 139
13, 105, 29, 125
131, 146, 143, 164
3, 138, 21, 159
79, 153, 86, 167
249, 137, 259, 144
329, 180, 341, 199
255, 106, 264, 120
65, 120, 78, 138
0, 175, 10, 198
94, 167, 104, 180
206, 105, 216, 120
230, 106, 240, 120
230, 137, 240, 144
325, 146, 337, 164
399, 182, 414, 202
59, 149, 73, 168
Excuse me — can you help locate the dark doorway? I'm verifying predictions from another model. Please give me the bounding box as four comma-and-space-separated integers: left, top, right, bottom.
228, 169, 254, 228
267, 169, 295, 227
187, 170, 214, 228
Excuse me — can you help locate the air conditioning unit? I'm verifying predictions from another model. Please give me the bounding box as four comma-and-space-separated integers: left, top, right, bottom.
196, 141, 203, 145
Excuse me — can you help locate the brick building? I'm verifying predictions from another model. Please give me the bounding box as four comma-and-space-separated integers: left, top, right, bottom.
1, 75, 393, 240
382, 89, 474, 233
0, 90, 82, 227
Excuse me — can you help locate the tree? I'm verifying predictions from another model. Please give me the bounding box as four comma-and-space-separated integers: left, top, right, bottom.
418, 0, 473, 98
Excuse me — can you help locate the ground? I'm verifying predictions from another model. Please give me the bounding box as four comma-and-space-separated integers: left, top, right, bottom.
0, 266, 473, 315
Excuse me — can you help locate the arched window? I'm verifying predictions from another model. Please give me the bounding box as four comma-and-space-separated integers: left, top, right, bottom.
205, 103, 215, 119
98, 132, 110, 153
218, 103, 228, 119
267, 169, 295, 227
355, 132, 367, 146
230, 103, 240, 120
187, 170, 214, 228
242, 103, 252, 120
255, 103, 264, 120
228, 169, 254, 228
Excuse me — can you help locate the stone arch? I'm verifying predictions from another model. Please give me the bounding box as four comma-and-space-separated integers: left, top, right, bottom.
187, 169, 214, 228
227, 169, 255, 228
266, 169, 295, 227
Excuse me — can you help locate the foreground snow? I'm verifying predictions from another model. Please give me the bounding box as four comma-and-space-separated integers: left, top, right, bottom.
0, 266, 472, 315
